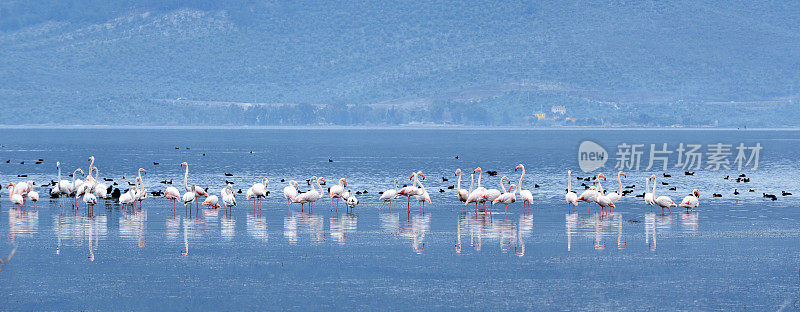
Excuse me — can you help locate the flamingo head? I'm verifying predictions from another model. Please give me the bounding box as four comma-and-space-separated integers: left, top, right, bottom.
693, 189, 700, 197
342, 178, 347, 187
6, 182, 14, 189
501, 176, 510, 183
56, 161, 60, 169
515, 164, 524, 171
87, 156, 94, 162
649, 174, 656, 179
418, 172, 425, 180
454, 168, 461, 176
319, 177, 326, 183
474, 167, 482, 173
598, 173, 607, 180
619, 171, 626, 178
76, 168, 84, 175
139, 168, 147, 174
181, 162, 187, 167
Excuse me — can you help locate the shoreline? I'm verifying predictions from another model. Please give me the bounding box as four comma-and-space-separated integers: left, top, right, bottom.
0, 124, 798, 131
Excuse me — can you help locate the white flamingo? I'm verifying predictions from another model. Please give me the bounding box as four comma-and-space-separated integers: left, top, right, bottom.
454, 169, 469, 207
202, 195, 220, 209
482, 175, 503, 209
577, 186, 599, 214
251, 178, 269, 211
283, 180, 299, 208
593, 177, 615, 212
605, 171, 626, 205
379, 179, 399, 210
52, 161, 73, 198
680, 189, 700, 211
414, 176, 432, 211
221, 185, 237, 209
294, 176, 324, 210
644, 175, 656, 208
182, 187, 197, 208
164, 184, 181, 211
398, 172, 424, 213
515, 164, 534, 208
6, 183, 24, 208
27, 190, 39, 209
466, 168, 486, 211
652, 175, 676, 214
329, 178, 347, 210
565, 170, 578, 211
181, 162, 207, 209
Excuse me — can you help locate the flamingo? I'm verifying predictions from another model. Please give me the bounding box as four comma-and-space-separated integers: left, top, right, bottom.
164, 185, 181, 211
680, 189, 700, 211
221, 185, 237, 209
6, 183, 24, 208
202, 195, 220, 209
379, 179, 399, 210
90, 166, 108, 199
565, 170, 578, 212
251, 178, 269, 211
246, 187, 255, 209
605, 171, 626, 205
283, 180, 299, 208
644, 175, 656, 209
182, 186, 197, 208
454, 169, 469, 206
398, 172, 424, 213
482, 175, 503, 210
294, 176, 324, 211
329, 178, 347, 210
346, 195, 359, 209
84, 156, 97, 192
52, 162, 73, 198
181, 162, 207, 209
27, 190, 39, 209
133, 168, 146, 203
83, 192, 97, 214
72, 168, 87, 208
119, 186, 137, 209
577, 186, 599, 214
515, 164, 534, 209
466, 168, 486, 212
414, 176, 432, 212
652, 175, 676, 214
593, 177, 615, 213
492, 177, 517, 214
12, 181, 30, 196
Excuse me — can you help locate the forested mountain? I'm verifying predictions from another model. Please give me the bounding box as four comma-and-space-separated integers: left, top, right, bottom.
1, 1, 798, 127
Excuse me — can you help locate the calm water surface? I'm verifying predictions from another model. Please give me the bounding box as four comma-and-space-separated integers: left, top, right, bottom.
0, 129, 799, 311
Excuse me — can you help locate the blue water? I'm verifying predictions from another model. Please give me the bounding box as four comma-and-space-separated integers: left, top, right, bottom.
0, 128, 798, 310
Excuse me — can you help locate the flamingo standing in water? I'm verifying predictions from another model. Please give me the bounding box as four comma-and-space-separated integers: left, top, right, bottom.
652, 175, 676, 214
283, 180, 299, 208
83, 192, 97, 215
246, 186, 255, 209
251, 178, 269, 212
466, 168, 486, 212
482, 175, 503, 210
577, 186, 599, 214
27, 189, 39, 209
680, 189, 700, 211
294, 176, 324, 211
593, 177, 615, 213
604, 171, 626, 206
565, 170, 578, 212
329, 178, 347, 210
52, 162, 73, 200
182, 186, 197, 209
492, 177, 517, 214
515, 164, 534, 209
164, 184, 181, 211
454, 169, 469, 207
644, 175, 656, 209
221, 184, 237, 210
414, 173, 432, 212
181, 162, 207, 209
202, 195, 220, 209
91, 167, 108, 199
72, 169, 87, 208
398, 172, 424, 214
6, 183, 24, 208
378, 179, 399, 210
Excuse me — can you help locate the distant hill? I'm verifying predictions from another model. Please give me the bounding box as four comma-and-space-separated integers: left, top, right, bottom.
1, 1, 799, 127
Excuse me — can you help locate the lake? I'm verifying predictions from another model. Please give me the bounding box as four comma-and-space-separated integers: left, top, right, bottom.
0, 128, 798, 310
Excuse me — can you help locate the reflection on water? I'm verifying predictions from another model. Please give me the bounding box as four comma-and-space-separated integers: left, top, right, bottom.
283, 212, 324, 244
120, 210, 147, 247
566, 213, 624, 251
247, 212, 268, 242
221, 215, 235, 240
53, 213, 107, 259
166, 215, 180, 241
680, 212, 700, 233
400, 213, 429, 254
9, 209, 38, 240
330, 212, 357, 245
457, 212, 528, 255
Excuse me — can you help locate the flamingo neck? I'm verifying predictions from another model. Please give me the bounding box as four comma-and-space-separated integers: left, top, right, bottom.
618, 173, 623, 194
87, 158, 95, 182
57, 163, 62, 182
518, 166, 525, 190
477, 171, 482, 188
567, 171, 572, 192
456, 171, 462, 191
469, 174, 474, 193
652, 177, 657, 196
184, 165, 190, 191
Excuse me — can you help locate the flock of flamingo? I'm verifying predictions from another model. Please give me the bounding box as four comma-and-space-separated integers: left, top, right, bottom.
4, 156, 702, 215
